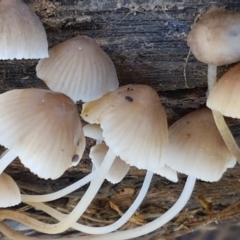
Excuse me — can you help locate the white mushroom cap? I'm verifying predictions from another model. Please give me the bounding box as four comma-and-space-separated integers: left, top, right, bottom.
90, 143, 130, 184
81, 84, 168, 173
164, 108, 235, 182
36, 36, 119, 102
0, 173, 21, 208
0, 89, 85, 179
187, 8, 240, 66
207, 62, 240, 118
0, 0, 48, 59
83, 124, 103, 142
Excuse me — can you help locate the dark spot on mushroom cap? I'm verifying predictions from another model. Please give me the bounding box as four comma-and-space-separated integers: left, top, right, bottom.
125, 96, 133, 102
127, 87, 134, 91
72, 154, 79, 162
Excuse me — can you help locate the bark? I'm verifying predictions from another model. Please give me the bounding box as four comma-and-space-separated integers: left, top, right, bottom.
1, 0, 240, 239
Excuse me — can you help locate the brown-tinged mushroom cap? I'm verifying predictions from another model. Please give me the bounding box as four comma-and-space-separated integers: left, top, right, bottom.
187, 8, 240, 66
90, 143, 130, 184
0, 173, 21, 207
164, 108, 235, 182
36, 36, 119, 102
207, 62, 240, 118
0, 0, 48, 59
0, 89, 85, 179
81, 84, 168, 173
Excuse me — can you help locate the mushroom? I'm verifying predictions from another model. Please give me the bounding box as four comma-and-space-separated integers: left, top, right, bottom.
0, 173, 21, 208
187, 7, 240, 162
207, 62, 240, 162
0, 89, 85, 180
207, 62, 240, 119
36, 36, 119, 102
188, 7, 240, 90
81, 84, 168, 172
0, 0, 48, 59
165, 108, 235, 181
90, 143, 130, 184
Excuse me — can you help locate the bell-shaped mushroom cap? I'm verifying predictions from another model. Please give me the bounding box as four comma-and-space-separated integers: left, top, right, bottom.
0, 0, 48, 60
36, 36, 119, 102
207, 62, 240, 119
187, 8, 240, 66
164, 108, 235, 182
0, 89, 85, 179
0, 173, 21, 208
90, 143, 130, 184
81, 84, 168, 172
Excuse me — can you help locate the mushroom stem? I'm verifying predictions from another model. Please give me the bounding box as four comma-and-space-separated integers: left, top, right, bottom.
207, 64, 217, 91
24, 170, 153, 234
77, 175, 196, 240
0, 149, 17, 175
211, 110, 240, 161
207, 65, 240, 163
0, 149, 116, 234
21, 171, 96, 202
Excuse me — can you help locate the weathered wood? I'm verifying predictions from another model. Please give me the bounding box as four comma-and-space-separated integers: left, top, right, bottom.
1, 0, 240, 239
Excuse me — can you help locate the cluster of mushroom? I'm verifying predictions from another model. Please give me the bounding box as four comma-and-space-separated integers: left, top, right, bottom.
0, 1, 239, 240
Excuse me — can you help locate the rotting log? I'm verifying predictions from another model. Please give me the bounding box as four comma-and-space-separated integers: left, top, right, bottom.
1, 0, 240, 239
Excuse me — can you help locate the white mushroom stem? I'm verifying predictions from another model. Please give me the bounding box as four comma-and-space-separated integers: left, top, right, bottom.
21, 171, 96, 202
77, 175, 196, 240
207, 65, 217, 91
0, 175, 195, 239
0, 149, 116, 234
0, 149, 17, 174
24, 170, 153, 234
207, 64, 240, 162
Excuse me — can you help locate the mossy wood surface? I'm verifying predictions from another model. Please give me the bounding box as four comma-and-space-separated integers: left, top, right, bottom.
1, 0, 240, 239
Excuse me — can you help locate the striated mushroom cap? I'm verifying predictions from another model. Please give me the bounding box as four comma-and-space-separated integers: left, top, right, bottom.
0, 173, 21, 208
207, 62, 240, 119
81, 84, 168, 173
36, 36, 119, 102
90, 143, 130, 184
0, 89, 85, 179
0, 0, 48, 59
187, 8, 240, 66
164, 108, 235, 182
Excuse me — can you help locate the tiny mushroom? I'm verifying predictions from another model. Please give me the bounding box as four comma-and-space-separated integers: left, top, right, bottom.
187, 7, 240, 162
36, 36, 119, 102
0, 89, 85, 180
90, 143, 130, 184
207, 62, 240, 119
165, 107, 235, 181
0, 0, 48, 59
207, 62, 240, 163
188, 7, 240, 90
